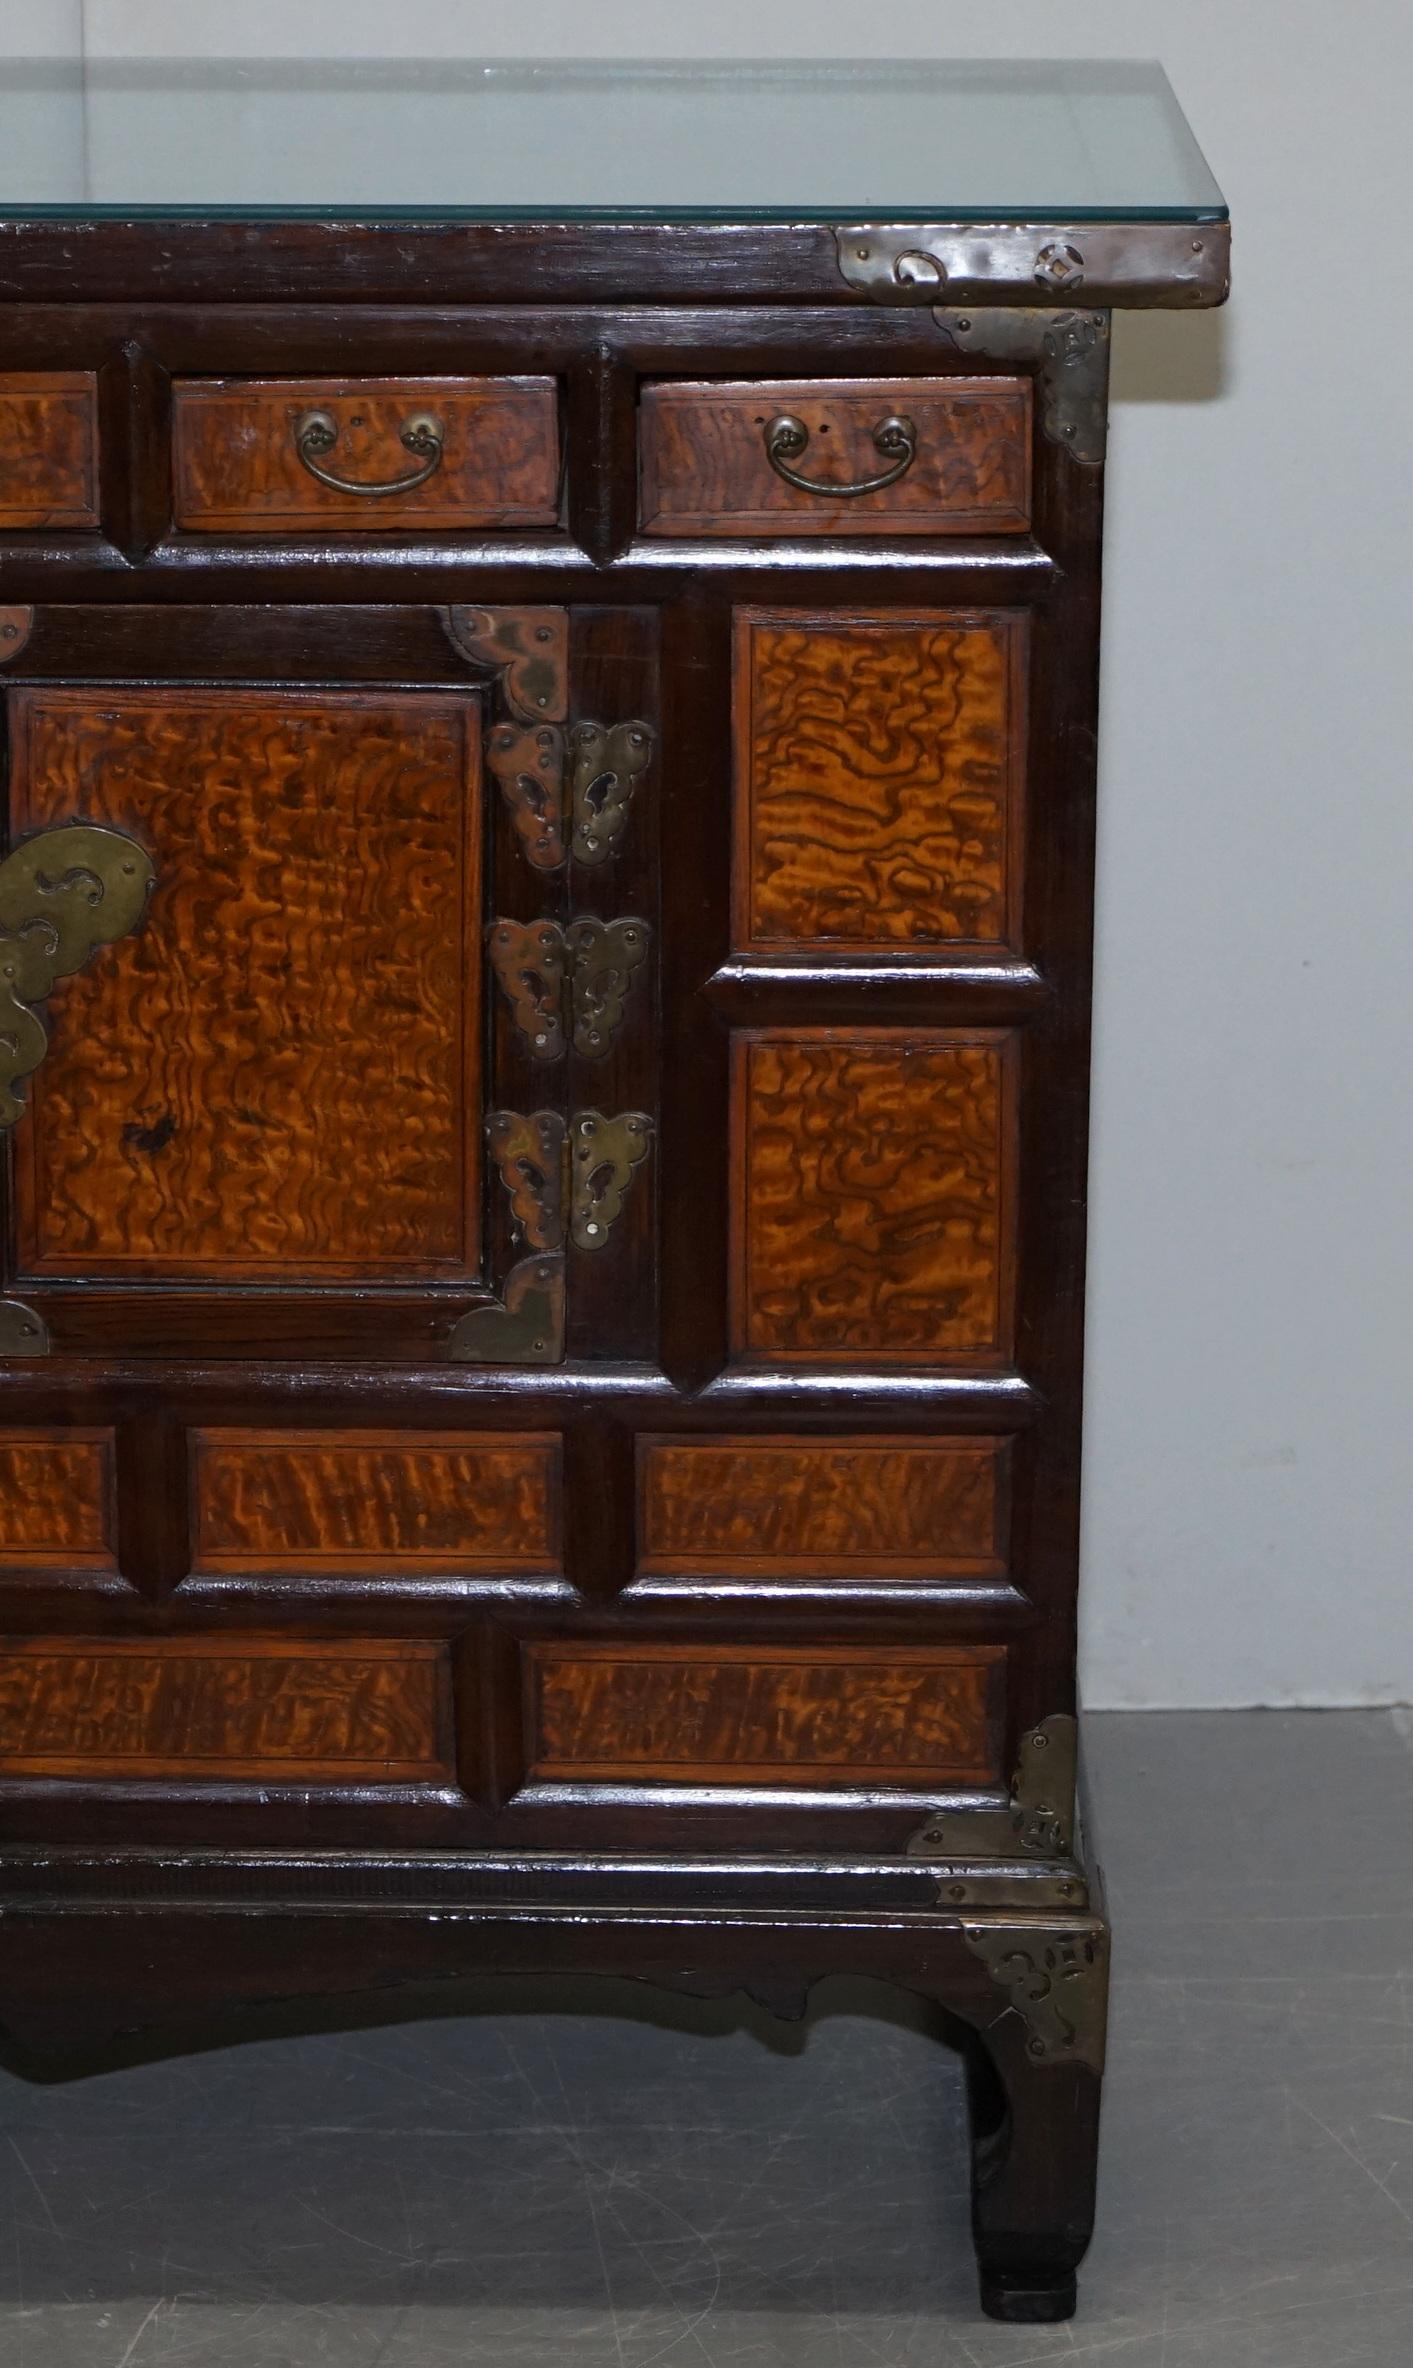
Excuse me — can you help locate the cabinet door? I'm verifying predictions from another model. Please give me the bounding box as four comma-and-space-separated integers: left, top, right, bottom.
0, 603, 658, 1362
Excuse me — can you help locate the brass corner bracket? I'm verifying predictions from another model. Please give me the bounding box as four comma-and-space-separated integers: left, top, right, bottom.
487, 1107, 653, 1254
442, 605, 569, 722
0, 823, 156, 1128
962, 1920, 1109, 2074
446, 1253, 565, 1365
910, 1713, 1078, 1865
488, 914, 650, 1061
931, 307, 1111, 464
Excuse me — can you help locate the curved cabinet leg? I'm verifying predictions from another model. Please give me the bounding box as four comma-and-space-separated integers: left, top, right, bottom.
962, 1922, 1108, 2322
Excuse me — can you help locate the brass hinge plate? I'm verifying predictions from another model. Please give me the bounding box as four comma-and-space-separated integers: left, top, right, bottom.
487, 1107, 653, 1254
489, 915, 650, 1061
486, 717, 654, 873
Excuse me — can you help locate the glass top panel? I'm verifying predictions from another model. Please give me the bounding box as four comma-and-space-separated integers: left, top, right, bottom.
0, 57, 1225, 222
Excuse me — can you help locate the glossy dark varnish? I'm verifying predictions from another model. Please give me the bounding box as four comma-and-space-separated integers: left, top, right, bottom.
0, 222, 1126, 2326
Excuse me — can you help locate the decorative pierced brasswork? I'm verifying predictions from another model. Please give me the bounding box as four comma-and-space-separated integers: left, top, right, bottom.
0, 824, 155, 1127
931, 308, 1111, 465
962, 1923, 1108, 2074
569, 720, 653, 865
565, 916, 650, 1056
487, 723, 569, 871
442, 604, 569, 722
446, 1253, 565, 1366
570, 1109, 653, 1250
487, 920, 568, 1062
487, 1109, 566, 1251
910, 1713, 1077, 1863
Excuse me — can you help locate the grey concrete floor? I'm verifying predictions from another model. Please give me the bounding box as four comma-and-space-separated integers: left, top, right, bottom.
0, 1709, 1409, 2365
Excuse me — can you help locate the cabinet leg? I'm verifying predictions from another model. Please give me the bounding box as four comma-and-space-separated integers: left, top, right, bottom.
965, 2020, 1102, 2321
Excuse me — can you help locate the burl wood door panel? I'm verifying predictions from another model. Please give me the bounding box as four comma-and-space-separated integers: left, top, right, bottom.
526, 1641, 1004, 1786
172, 376, 561, 531
0, 372, 99, 528
734, 609, 1026, 951
637, 1435, 1009, 1580
731, 1028, 1015, 1362
0, 1635, 453, 1783
8, 685, 482, 1282
640, 376, 1031, 537
193, 1430, 562, 1575
0, 1431, 117, 1572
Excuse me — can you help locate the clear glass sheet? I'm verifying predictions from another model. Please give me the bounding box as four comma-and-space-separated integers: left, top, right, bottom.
0, 57, 1225, 222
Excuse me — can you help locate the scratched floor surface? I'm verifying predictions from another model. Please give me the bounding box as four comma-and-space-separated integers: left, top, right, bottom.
1, 1709, 1410, 2366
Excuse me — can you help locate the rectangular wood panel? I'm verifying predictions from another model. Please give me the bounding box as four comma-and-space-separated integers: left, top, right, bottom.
0, 1432, 116, 1572
527, 1642, 1003, 1785
734, 608, 1025, 950
10, 685, 482, 1281
0, 371, 99, 528
640, 376, 1031, 537
193, 1430, 561, 1573
0, 1636, 451, 1781
172, 376, 561, 531
638, 1435, 1009, 1579
732, 1029, 1014, 1362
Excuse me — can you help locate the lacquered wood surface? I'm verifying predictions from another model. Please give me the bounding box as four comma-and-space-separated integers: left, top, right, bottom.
0, 1634, 451, 1780
732, 1028, 1013, 1361
0, 370, 98, 528
172, 376, 561, 532
193, 1429, 561, 1573
640, 376, 1031, 537
0, 1431, 116, 1570
9, 684, 482, 1281
638, 1434, 1008, 1578
526, 1640, 1004, 1784
734, 608, 1023, 950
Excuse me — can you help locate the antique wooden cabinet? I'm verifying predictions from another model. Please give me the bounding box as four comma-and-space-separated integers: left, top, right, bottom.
0, 59, 1227, 2323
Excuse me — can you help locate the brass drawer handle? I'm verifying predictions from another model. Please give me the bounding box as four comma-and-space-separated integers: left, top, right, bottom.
292, 408, 445, 497
763, 411, 918, 498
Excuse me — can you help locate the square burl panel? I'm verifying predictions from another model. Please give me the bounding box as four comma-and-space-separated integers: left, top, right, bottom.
732, 1028, 1015, 1363
0, 1431, 116, 1573
734, 609, 1026, 952
9, 686, 482, 1281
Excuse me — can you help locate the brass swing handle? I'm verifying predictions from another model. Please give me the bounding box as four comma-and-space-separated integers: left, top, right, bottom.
763, 411, 918, 498
292, 408, 445, 497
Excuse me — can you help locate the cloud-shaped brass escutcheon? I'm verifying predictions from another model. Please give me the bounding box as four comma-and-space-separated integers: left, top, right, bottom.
0, 824, 156, 1127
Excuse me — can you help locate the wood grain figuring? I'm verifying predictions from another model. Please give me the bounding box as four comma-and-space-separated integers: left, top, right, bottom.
0, 372, 99, 528
733, 1030, 1013, 1362
527, 1642, 1003, 1784
735, 610, 1024, 949
0, 1636, 451, 1781
640, 377, 1031, 537
9, 686, 481, 1280
172, 377, 561, 531
193, 1430, 561, 1573
0, 1432, 116, 1571
638, 1435, 1008, 1579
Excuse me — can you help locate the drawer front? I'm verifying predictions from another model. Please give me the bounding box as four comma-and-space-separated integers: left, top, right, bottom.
172, 376, 561, 531
192, 1429, 562, 1576
0, 371, 99, 528
640, 376, 1031, 537
637, 1435, 1010, 1581
0, 1430, 117, 1572
0, 1634, 454, 1783
526, 1641, 1004, 1786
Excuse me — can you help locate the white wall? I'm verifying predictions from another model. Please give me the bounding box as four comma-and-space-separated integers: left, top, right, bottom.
21, 3, 1413, 1706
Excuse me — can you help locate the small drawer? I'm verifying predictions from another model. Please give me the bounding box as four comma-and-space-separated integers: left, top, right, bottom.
640, 375, 1031, 538
0, 1633, 454, 1784
0, 371, 99, 529
526, 1641, 1005, 1787
172, 375, 561, 532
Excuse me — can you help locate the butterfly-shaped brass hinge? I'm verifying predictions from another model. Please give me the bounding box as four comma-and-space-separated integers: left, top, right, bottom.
0, 824, 156, 1129
485, 1107, 653, 1255
487, 915, 650, 1061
